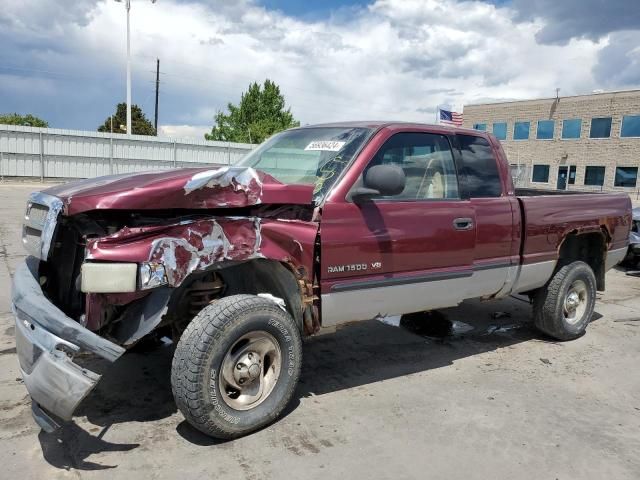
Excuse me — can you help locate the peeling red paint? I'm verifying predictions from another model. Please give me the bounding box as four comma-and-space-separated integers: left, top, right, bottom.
84, 214, 319, 330
147, 218, 262, 286
86, 216, 318, 289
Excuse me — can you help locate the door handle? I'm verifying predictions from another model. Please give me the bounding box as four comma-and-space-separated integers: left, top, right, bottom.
453, 217, 474, 230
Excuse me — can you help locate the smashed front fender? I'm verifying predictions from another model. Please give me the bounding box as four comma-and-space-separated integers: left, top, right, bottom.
87, 216, 317, 288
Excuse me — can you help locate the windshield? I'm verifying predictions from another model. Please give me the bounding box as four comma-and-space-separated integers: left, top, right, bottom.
237, 127, 372, 199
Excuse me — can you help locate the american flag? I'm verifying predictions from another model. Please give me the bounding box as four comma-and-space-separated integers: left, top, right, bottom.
438, 108, 463, 126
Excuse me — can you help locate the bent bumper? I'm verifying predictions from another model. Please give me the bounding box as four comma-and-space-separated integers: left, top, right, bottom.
12, 257, 125, 432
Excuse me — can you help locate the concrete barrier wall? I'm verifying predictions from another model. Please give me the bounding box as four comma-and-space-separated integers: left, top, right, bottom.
0, 125, 255, 180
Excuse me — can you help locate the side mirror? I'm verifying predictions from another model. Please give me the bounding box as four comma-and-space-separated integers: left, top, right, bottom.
352, 164, 406, 201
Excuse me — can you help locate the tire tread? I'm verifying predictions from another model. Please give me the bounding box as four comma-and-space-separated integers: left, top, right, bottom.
171, 294, 301, 439
532, 260, 596, 341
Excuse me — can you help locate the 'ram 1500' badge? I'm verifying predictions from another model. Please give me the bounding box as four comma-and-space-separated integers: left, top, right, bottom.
328, 262, 382, 273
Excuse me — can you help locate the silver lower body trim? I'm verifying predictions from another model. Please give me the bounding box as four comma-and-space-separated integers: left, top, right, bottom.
605, 247, 627, 271
511, 260, 557, 294
321, 266, 510, 327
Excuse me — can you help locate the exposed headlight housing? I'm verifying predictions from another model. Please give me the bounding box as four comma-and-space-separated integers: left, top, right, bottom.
139, 262, 168, 290
81, 263, 137, 293
81, 262, 168, 293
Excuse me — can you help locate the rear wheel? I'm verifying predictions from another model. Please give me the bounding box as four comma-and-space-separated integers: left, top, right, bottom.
171, 294, 302, 439
533, 261, 596, 341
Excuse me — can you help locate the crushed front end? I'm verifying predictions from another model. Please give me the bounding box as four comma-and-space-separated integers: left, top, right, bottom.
12, 170, 319, 433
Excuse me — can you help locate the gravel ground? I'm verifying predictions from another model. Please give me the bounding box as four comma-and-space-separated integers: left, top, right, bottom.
0, 183, 639, 479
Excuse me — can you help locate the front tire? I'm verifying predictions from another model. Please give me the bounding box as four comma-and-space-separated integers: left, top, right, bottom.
533, 261, 597, 341
171, 294, 302, 439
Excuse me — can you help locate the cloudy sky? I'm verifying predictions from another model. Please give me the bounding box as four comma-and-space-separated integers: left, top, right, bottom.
1, 0, 638, 139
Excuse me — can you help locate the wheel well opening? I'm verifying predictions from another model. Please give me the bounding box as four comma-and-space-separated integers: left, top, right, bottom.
557, 231, 607, 291
167, 259, 305, 337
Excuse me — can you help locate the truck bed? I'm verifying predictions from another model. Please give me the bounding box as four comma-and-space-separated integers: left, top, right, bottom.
515, 190, 631, 265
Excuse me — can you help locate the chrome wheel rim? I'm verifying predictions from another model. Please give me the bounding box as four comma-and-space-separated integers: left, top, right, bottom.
219, 330, 281, 411
563, 279, 588, 325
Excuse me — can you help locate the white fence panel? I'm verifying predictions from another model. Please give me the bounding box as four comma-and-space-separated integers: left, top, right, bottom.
0, 125, 255, 180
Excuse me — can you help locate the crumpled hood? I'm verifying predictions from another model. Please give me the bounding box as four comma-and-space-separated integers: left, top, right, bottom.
43, 166, 314, 215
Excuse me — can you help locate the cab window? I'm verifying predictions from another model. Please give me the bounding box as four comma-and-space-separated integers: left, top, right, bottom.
456, 135, 502, 198
366, 132, 459, 201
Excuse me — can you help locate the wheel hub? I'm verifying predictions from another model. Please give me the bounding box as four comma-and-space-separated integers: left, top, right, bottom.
565, 291, 580, 311
563, 279, 589, 325
219, 330, 282, 411
233, 351, 261, 385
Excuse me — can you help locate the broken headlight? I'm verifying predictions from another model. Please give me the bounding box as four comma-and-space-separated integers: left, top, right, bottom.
139, 262, 168, 290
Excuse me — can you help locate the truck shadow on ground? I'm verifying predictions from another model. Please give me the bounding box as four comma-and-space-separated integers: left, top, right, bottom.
37, 296, 600, 467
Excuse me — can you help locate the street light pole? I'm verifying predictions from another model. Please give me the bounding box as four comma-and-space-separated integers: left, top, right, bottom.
125, 0, 131, 135
116, 0, 157, 136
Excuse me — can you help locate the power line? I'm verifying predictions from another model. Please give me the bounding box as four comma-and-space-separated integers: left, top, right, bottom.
0, 57, 403, 118
0, 64, 110, 82
0, 59, 414, 123
154, 69, 403, 119
133, 53, 400, 113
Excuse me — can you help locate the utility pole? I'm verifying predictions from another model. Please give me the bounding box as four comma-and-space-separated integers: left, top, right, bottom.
154, 58, 160, 135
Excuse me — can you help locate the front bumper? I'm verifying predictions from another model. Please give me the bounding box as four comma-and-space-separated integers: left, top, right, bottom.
12, 257, 125, 432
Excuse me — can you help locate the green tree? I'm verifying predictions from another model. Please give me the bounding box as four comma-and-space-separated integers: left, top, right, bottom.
0, 113, 48, 128
205, 79, 299, 143
98, 103, 156, 135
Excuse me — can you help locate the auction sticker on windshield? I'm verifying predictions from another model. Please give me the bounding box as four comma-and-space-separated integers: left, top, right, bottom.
305, 140, 346, 151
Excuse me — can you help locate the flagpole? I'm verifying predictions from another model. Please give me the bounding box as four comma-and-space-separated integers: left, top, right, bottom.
435, 104, 439, 125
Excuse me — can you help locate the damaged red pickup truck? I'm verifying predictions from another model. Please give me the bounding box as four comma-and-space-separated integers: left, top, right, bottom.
13, 122, 631, 439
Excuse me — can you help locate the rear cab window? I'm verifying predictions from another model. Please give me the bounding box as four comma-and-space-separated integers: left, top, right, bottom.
454, 134, 503, 198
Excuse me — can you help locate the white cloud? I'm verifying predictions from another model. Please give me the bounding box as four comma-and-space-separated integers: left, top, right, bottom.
0, 0, 634, 131
159, 124, 210, 140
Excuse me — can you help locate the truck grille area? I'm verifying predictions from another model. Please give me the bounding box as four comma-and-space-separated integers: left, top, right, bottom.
41, 221, 86, 320
22, 192, 64, 260
21, 192, 84, 320
22, 226, 43, 255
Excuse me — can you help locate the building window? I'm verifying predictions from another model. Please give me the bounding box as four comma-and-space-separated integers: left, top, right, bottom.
492, 122, 507, 140
514, 121, 530, 140
537, 120, 555, 139
473, 123, 487, 131
562, 119, 581, 139
590, 117, 612, 138
614, 167, 638, 187
568, 165, 576, 185
584, 166, 605, 186
532, 164, 549, 182
621, 115, 640, 137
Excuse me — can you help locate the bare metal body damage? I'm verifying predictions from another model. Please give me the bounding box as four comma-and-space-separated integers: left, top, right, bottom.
183, 166, 262, 200
86, 216, 317, 287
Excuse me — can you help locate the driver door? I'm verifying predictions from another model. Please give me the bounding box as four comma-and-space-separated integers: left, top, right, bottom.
319, 131, 477, 326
